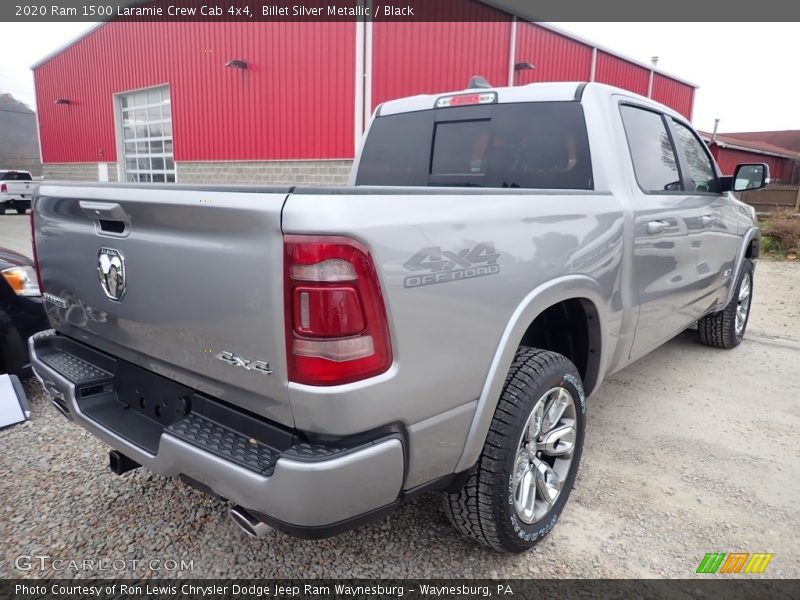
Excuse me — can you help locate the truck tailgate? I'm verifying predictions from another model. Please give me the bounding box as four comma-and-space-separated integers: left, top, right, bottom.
34, 184, 293, 427
4, 180, 33, 195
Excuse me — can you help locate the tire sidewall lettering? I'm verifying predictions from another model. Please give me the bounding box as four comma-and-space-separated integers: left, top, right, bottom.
562, 373, 586, 414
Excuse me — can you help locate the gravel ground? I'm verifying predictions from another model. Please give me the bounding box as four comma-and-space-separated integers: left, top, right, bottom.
1, 260, 798, 579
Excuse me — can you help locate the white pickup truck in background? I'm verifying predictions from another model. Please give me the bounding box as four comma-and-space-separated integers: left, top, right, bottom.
0, 170, 35, 215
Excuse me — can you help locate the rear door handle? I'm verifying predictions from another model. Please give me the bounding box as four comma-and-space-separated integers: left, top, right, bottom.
701, 215, 716, 227
647, 220, 669, 235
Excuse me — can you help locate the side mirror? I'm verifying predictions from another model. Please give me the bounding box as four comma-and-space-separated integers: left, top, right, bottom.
732, 163, 769, 192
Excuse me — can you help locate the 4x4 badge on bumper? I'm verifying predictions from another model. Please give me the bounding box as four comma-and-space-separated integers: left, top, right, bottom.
215, 351, 273, 375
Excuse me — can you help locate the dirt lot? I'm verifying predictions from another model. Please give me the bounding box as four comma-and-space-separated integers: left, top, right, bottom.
0, 212, 33, 256
1, 214, 798, 578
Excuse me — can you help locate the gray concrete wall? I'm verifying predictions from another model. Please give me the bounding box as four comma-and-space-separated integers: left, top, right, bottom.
42, 160, 353, 186
176, 160, 353, 185
41, 163, 119, 182
42, 163, 102, 182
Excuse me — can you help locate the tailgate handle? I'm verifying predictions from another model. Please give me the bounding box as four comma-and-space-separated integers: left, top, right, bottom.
79, 201, 131, 237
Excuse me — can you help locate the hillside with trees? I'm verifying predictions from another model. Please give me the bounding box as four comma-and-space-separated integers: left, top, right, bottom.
0, 93, 41, 176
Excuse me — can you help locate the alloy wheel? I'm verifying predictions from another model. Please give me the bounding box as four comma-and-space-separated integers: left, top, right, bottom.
512, 386, 577, 524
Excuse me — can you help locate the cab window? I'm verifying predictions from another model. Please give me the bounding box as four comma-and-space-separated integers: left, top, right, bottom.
619, 105, 682, 193
0, 171, 32, 181
671, 120, 721, 193
357, 102, 593, 190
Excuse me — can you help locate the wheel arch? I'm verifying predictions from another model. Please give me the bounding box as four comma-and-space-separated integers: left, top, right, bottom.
723, 226, 760, 308
454, 275, 609, 472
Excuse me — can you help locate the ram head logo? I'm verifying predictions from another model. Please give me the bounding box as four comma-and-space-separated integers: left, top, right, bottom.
98, 247, 126, 301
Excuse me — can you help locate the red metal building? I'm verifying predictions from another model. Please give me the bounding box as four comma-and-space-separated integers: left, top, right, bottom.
700, 132, 800, 184
32, 3, 697, 184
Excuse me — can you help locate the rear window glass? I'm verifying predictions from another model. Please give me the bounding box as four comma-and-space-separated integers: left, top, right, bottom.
431, 120, 491, 176
356, 102, 593, 190
0, 171, 32, 181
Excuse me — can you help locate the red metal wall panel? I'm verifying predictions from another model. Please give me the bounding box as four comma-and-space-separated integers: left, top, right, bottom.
712, 146, 792, 181
513, 23, 592, 86
371, 1, 511, 111
35, 12, 698, 164
652, 73, 693, 119
34, 21, 356, 163
594, 51, 650, 97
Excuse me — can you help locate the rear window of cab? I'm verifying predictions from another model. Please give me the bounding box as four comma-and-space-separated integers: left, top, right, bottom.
0, 171, 32, 181
356, 102, 593, 190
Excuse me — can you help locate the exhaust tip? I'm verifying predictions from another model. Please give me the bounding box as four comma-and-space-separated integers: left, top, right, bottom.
49, 398, 71, 420
229, 505, 272, 538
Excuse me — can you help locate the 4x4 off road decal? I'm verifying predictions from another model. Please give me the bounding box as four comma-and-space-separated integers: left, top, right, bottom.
403, 242, 500, 288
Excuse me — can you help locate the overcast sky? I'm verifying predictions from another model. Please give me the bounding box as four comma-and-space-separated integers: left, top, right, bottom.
0, 21, 797, 133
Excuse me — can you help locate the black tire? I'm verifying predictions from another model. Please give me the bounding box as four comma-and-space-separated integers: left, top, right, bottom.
15, 207, 27, 215
0, 306, 26, 375
443, 347, 586, 552
0, 205, 5, 216
698, 259, 754, 349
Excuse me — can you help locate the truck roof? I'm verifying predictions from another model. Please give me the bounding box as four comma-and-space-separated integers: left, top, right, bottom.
377, 81, 682, 120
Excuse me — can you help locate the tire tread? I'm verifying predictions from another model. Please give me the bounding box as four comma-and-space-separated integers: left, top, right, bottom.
443, 348, 575, 551
698, 259, 754, 349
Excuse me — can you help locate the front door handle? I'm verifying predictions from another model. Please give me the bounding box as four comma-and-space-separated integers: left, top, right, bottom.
647, 220, 669, 235
701, 215, 716, 227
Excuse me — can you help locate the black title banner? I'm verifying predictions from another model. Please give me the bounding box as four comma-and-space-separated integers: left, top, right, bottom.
4, 0, 800, 22
3, 579, 800, 600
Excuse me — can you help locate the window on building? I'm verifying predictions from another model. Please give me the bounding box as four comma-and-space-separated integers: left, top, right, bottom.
619, 105, 681, 193
118, 86, 175, 183
671, 120, 721, 193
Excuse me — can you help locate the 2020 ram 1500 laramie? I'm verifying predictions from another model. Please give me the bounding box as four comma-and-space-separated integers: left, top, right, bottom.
29, 82, 765, 552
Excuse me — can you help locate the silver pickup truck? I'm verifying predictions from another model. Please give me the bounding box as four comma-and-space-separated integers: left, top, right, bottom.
29, 81, 765, 552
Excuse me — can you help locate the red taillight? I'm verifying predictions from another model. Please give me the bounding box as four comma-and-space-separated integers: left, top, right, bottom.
30, 201, 44, 293
284, 235, 392, 386
1, 184, 6, 193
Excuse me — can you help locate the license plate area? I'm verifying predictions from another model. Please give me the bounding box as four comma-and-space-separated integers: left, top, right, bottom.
36, 332, 296, 463
114, 360, 193, 428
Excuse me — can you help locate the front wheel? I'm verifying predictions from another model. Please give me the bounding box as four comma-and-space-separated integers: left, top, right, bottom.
15, 207, 27, 215
443, 347, 586, 552
698, 259, 754, 349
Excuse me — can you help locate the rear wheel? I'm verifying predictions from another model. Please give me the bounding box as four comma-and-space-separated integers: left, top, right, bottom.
698, 259, 754, 349
443, 347, 586, 552
0, 205, 5, 216
15, 207, 27, 215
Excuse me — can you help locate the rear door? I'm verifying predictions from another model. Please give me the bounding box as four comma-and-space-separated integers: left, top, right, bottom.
34, 185, 294, 426
619, 104, 706, 358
